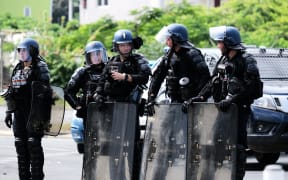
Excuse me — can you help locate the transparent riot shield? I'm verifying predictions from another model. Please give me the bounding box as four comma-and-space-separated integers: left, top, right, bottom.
27, 81, 65, 136
140, 104, 187, 180
83, 102, 137, 180
187, 103, 238, 180
47, 85, 65, 136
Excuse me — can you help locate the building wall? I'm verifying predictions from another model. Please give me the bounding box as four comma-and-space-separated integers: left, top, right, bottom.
79, 0, 229, 24
79, 0, 158, 24
0, 0, 51, 21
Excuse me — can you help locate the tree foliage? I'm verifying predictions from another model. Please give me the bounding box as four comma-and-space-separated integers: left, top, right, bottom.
1, 0, 288, 87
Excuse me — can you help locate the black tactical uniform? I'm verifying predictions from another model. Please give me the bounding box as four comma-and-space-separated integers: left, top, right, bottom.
148, 23, 210, 107
149, 47, 210, 103
65, 41, 107, 128
96, 54, 150, 101
65, 65, 104, 123
3, 38, 51, 180
185, 26, 263, 180
95, 29, 151, 180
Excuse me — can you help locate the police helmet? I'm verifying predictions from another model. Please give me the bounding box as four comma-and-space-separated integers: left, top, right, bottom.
112, 29, 133, 52
209, 26, 245, 50
84, 41, 108, 65
155, 23, 193, 48
17, 38, 39, 59
167, 23, 188, 43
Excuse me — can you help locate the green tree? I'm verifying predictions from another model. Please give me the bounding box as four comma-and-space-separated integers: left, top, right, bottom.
1, 0, 288, 87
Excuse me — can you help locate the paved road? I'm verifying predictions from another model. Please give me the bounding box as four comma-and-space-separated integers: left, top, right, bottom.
1, 134, 288, 180
0, 135, 82, 180
1, 105, 288, 180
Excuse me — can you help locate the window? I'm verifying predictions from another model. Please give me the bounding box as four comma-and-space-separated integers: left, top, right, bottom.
97, 0, 108, 6
23, 7, 31, 17
215, 0, 220, 7
83, 0, 87, 9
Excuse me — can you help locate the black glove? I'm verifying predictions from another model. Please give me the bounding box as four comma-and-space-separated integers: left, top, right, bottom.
93, 94, 106, 111
219, 99, 232, 112
145, 96, 156, 116
94, 93, 104, 103
182, 96, 204, 113
145, 101, 155, 116
4, 111, 12, 128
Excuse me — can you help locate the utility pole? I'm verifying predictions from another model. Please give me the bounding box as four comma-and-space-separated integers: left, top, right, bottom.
68, 0, 73, 21
0, 32, 5, 91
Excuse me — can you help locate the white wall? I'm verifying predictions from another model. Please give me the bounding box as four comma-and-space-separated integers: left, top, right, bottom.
80, 0, 159, 24
79, 0, 229, 24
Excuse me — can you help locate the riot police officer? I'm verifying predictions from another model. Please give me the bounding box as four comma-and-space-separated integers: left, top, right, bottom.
65, 41, 107, 129
146, 23, 210, 115
183, 26, 263, 180
2, 38, 51, 180
94, 29, 151, 179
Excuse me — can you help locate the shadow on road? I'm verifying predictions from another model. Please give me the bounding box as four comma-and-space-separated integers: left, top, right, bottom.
246, 162, 288, 171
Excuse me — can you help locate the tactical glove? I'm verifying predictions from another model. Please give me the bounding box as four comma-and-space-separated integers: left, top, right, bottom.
4, 111, 12, 128
182, 96, 204, 113
93, 93, 106, 110
145, 96, 156, 116
219, 99, 232, 112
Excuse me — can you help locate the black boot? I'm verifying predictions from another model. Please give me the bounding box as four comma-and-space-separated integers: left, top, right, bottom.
15, 137, 31, 180
236, 144, 246, 180
28, 137, 45, 180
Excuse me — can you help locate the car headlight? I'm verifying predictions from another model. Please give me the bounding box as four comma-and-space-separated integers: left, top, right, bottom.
252, 94, 277, 110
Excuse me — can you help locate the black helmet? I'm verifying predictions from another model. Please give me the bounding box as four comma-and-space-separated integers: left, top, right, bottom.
112, 29, 133, 52
84, 41, 108, 65
209, 26, 245, 50
155, 23, 193, 48
167, 23, 188, 43
17, 38, 39, 59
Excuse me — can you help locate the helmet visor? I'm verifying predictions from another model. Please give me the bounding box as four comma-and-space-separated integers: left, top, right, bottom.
209, 26, 226, 41
155, 26, 171, 44
17, 48, 32, 62
89, 49, 107, 64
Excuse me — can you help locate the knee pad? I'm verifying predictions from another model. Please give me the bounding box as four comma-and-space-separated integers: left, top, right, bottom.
27, 137, 43, 154
15, 137, 28, 154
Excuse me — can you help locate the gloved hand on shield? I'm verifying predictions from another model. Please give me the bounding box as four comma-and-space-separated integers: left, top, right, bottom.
145, 96, 156, 116
182, 96, 204, 113
93, 93, 106, 110
219, 99, 232, 112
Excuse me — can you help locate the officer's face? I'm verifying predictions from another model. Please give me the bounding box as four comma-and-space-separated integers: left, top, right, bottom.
118, 43, 132, 57
90, 50, 102, 65
17, 48, 31, 62
166, 37, 173, 48
217, 41, 228, 55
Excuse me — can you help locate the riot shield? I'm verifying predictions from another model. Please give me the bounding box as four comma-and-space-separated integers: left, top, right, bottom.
140, 104, 187, 180
83, 102, 137, 180
47, 85, 65, 136
27, 81, 65, 136
186, 103, 238, 180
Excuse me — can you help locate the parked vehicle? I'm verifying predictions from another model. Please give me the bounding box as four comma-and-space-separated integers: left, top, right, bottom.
246, 48, 288, 165
70, 114, 84, 154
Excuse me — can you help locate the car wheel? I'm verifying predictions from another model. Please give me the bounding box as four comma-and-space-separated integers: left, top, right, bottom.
77, 143, 84, 154
254, 152, 280, 165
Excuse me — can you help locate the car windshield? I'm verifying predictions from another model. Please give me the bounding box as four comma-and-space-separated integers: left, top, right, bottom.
248, 48, 288, 80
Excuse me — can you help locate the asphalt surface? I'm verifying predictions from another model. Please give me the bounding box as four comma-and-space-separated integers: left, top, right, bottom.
1, 105, 288, 180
